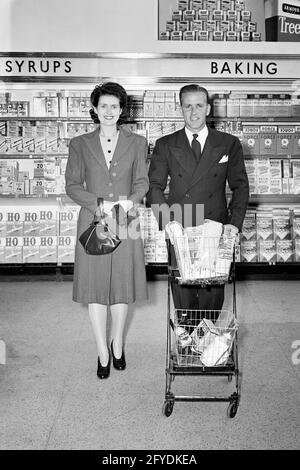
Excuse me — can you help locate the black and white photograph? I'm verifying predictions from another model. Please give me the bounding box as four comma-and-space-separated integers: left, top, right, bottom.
0, 0, 299, 455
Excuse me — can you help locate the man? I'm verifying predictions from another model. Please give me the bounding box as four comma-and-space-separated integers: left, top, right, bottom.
147, 84, 249, 312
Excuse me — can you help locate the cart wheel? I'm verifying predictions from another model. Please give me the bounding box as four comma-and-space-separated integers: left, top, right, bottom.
163, 400, 174, 417
227, 401, 238, 418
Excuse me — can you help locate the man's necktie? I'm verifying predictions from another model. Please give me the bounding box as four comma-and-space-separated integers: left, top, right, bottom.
191, 134, 201, 161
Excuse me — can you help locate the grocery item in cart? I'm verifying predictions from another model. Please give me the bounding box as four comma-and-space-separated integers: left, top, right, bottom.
172, 219, 235, 281
201, 332, 233, 367
175, 325, 192, 348
190, 318, 220, 354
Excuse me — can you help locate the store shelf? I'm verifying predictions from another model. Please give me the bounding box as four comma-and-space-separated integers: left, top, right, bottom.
245, 154, 300, 161
0, 52, 299, 275
2, 116, 299, 122
235, 261, 300, 280
0, 116, 90, 121
0, 154, 69, 160
249, 195, 300, 204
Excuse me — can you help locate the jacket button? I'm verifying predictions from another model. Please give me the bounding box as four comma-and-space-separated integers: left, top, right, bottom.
112, 172, 116, 177
209, 194, 212, 199
108, 182, 113, 187
109, 193, 114, 198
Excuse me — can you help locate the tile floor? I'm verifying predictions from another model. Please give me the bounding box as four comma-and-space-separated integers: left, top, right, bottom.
0, 276, 299, 450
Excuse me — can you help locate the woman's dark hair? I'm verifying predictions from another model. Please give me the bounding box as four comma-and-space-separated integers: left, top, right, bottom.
89, 81, 128, 124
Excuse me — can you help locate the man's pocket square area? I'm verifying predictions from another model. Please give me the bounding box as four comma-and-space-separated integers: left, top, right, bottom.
219, 155, 229, 163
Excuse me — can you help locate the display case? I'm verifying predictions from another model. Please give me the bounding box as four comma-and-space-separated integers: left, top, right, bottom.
0, 51, 299, 273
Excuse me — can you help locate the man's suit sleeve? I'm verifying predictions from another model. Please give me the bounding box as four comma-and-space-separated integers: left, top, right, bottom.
128, 137, 149, 205
147, 138, 171, 228
227, 137, 249, 231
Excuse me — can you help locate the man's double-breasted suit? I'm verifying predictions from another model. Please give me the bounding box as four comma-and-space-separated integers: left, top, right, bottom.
147, 126, 249, 310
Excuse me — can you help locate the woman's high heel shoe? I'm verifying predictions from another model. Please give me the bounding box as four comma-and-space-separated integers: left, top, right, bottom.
111, 341, 126, 370
97, 354, 110, 379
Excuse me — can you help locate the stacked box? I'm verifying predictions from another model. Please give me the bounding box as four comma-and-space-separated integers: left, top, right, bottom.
269, 159, 282, 193
295, 239, 300, 261
39, 208, 58, 237
46, 123, 59, 153
260, 126, 277, 155
155, 232, 168, 262
0, 237, 5, 263
164, 92, 177, 117
0, 207, 7, 237
154, 91, 165, 118
256, 158, 270, 194
293, 126, 300, 155
23, 236, 41, 263
273, 209, 291, 240
291, 160, 300, 193
265, 0, 300, 42
241, 210, 256, 241
143, 91, 155, 118
148, 122, 163, 153
240, 240, 258, 262
276, 240, 294, 262
242, 126, 260, 156
59, 206, 79, 237
22, 122, 35, 154
292, 95, 300, 117
57, 236, 76, 263
226, 94, 241, 117
292, 210, 300, 238
277, 126, 295, 155
143, 239, 156, 263
256, 210, 273, 241
160, 0, 261, 41
240, 95, 254, 117
258, 240, 276, 263
39, 236, 57, 263
5, 237, 23, 263
35, 123, 47, 153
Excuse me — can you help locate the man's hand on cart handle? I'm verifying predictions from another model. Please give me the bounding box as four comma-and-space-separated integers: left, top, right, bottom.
165, 221, 183, 245
223, 224, 239, 239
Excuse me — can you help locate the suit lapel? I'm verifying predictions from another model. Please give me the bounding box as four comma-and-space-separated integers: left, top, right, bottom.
169, 128, 197, 175
84, 128, 109, 175
109, 126, 133, 169
84, 126, 133, 175
188, 129, 224, 188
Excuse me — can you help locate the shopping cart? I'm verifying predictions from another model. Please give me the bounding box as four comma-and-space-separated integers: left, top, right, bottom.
163, 231, 240, 418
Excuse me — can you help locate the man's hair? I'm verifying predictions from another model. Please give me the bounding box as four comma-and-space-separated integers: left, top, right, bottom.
179, 84, 209, 105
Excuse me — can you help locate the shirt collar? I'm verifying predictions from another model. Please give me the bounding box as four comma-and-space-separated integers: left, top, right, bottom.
185, 125, 208, 145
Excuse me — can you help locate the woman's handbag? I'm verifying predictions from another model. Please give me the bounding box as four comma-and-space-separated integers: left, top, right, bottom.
79, 198, 121, 255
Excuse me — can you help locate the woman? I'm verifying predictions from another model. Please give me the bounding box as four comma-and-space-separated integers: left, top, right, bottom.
65, 82, 149, 379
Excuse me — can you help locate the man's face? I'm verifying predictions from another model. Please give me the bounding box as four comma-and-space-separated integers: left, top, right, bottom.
181, 91, 211, 133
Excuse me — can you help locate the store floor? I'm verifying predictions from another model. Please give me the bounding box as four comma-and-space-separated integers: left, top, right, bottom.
0, 276, 299, 450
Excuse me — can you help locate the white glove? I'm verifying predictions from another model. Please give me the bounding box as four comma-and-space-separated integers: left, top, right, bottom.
165, 221, 183, 245
95, 200, 114, 217
102, 200, 114, 215
223, 224, 239, 238
113, 199, 133, 213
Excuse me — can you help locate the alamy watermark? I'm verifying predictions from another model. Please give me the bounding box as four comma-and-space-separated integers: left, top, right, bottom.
291, 340, 300, 365
0, 339, 6, 364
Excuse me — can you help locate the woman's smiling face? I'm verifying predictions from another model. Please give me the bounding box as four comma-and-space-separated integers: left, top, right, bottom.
94, 94, 122, 127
